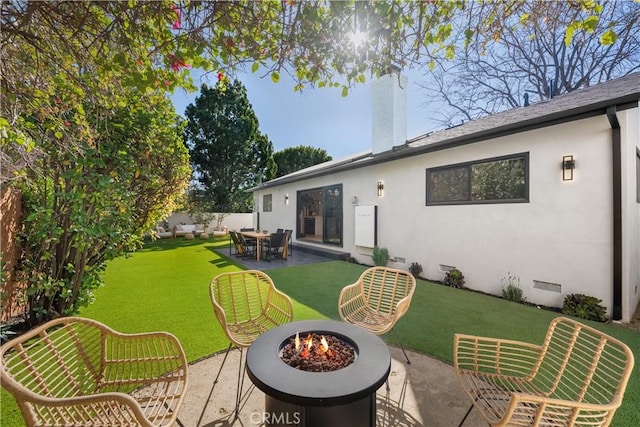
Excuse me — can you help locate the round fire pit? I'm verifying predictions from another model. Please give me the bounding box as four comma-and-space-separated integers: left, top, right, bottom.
247, 320, 390, 427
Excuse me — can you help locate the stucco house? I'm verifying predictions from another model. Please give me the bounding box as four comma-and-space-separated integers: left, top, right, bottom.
250, 72, 640, 323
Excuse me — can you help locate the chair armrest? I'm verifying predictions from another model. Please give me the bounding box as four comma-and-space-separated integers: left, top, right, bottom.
266, 288, 295, 324
337, 282, 363, 319
454, 333, 542, 378
393, 295, 413, 321
338, 282, 361, 306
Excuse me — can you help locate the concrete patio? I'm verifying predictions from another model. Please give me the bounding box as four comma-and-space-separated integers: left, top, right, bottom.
179, 345, 486, 427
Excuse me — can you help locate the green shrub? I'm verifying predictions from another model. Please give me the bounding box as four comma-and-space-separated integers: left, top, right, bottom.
501, 272, 526, 303
562, 294, 607, 322
409, 262, 423, 278
444, 268, 465, 288
372, 246, 389, 266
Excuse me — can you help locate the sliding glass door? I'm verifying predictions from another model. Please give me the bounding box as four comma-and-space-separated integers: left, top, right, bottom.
296, 184, 343, 246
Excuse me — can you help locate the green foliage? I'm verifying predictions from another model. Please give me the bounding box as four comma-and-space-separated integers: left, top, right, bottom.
16, 91, 190, 324
184, 80, 276, 213
274, 146, 332, 178
443, 268, 465, 288
409, 262, 423, 279
501, 272, 526, 303
372, 246, 389, 266
562, 294, 607, 322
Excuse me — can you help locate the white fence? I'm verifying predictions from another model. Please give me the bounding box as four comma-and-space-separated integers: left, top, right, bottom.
165, 212, 253, 232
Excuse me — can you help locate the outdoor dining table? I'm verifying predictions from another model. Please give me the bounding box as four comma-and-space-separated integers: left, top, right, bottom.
238, 230, 271, 261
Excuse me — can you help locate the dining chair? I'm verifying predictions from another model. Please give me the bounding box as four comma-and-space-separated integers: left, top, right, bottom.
202, 270, 294, 422
285, 228, 293, 255
261, 231, 288, 261
338, 266, 416, 364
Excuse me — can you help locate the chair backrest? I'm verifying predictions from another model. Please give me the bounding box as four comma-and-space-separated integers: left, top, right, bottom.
211, 270, 273, 326
210, 270, 293, 347
268, 232, 285, 248
533, 317, 634, 407
359, 267, 416, 316
229, 231, 246, 254
240, 227, 254, 232
1, 318, 104, 399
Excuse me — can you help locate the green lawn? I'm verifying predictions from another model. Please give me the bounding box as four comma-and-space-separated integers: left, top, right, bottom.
2, 237, 639, 425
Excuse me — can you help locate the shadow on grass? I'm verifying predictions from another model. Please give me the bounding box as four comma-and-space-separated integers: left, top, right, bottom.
203, 245, 248, 269
140, 237, 230, 252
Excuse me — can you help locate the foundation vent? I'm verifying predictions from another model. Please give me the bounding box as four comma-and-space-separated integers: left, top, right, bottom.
533, 280, 562, 293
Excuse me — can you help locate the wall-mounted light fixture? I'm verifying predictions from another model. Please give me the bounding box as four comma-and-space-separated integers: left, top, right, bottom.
377, 181, 384, 197
562, 155, 575, 181
284, 194, 289, 205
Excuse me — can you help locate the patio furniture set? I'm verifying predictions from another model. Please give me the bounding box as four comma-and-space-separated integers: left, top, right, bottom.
229, 228, 292, 261
1, 267, 635, 427
156, 224, 210, 239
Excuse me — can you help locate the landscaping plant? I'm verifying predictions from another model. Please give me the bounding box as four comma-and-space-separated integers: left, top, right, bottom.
409, 262, 423, 279
372, 246, 390, 266
562, 294, 607, 322
443, 268, 465, 288
501, 272, 526, 303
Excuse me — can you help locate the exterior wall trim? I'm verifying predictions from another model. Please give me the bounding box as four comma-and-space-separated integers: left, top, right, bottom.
607, 106, 623, 320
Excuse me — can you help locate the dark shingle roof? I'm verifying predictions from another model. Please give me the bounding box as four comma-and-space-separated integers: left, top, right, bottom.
255, 73, 640, 190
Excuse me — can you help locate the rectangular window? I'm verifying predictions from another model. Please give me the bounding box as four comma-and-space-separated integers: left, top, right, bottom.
263, 194, 272, 212
426, 152, 529, 205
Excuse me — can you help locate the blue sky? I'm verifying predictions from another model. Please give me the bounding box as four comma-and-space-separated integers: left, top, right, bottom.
171, 68, 440, 160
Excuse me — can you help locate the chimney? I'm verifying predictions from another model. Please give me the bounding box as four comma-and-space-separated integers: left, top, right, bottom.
371, 69, 407, 154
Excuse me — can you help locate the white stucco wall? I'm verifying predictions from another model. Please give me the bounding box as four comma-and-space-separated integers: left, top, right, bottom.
255, 108, 640, 321
621, 106, 640, 322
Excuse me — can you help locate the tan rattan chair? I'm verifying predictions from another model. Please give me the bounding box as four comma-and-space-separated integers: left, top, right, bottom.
454, 316, 635, 427
201, 270, 293, 422
0, 316, 188, 427
338, 266, 416, 363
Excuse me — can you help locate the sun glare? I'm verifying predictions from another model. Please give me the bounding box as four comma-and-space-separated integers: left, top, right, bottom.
348, 30, 367, 49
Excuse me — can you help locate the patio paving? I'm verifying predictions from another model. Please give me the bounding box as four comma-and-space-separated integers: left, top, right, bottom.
180, 345, 486, 427
215, 243, 341, 270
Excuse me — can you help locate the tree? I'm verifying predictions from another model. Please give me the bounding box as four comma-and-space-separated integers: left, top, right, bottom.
19, 92, 190, 323
419, 0, 640, 127
2, 2, 191, 324
184, 79, 276, 212
274, 146, 332, 178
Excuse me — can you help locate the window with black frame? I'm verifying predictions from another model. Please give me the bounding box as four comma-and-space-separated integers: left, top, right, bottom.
426, 153, 529, 205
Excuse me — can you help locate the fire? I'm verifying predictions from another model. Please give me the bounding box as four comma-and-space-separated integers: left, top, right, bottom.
294, 332, 331, 358
320, 336, 329, 353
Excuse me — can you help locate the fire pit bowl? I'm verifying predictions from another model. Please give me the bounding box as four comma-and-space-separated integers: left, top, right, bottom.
247, 320, 391, 427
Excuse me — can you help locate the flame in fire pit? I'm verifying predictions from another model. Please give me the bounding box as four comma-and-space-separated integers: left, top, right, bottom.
281, 332, 356, 372
320, 336, 330, 354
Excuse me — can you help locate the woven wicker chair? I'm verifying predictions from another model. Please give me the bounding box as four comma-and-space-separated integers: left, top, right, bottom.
454, 316, 635, 427
0, 316, 188, 427
202, 270, 293, 422
338, 266, 416, 364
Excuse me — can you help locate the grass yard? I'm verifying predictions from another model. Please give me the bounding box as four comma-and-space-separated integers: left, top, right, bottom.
2, 237, 639, 425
